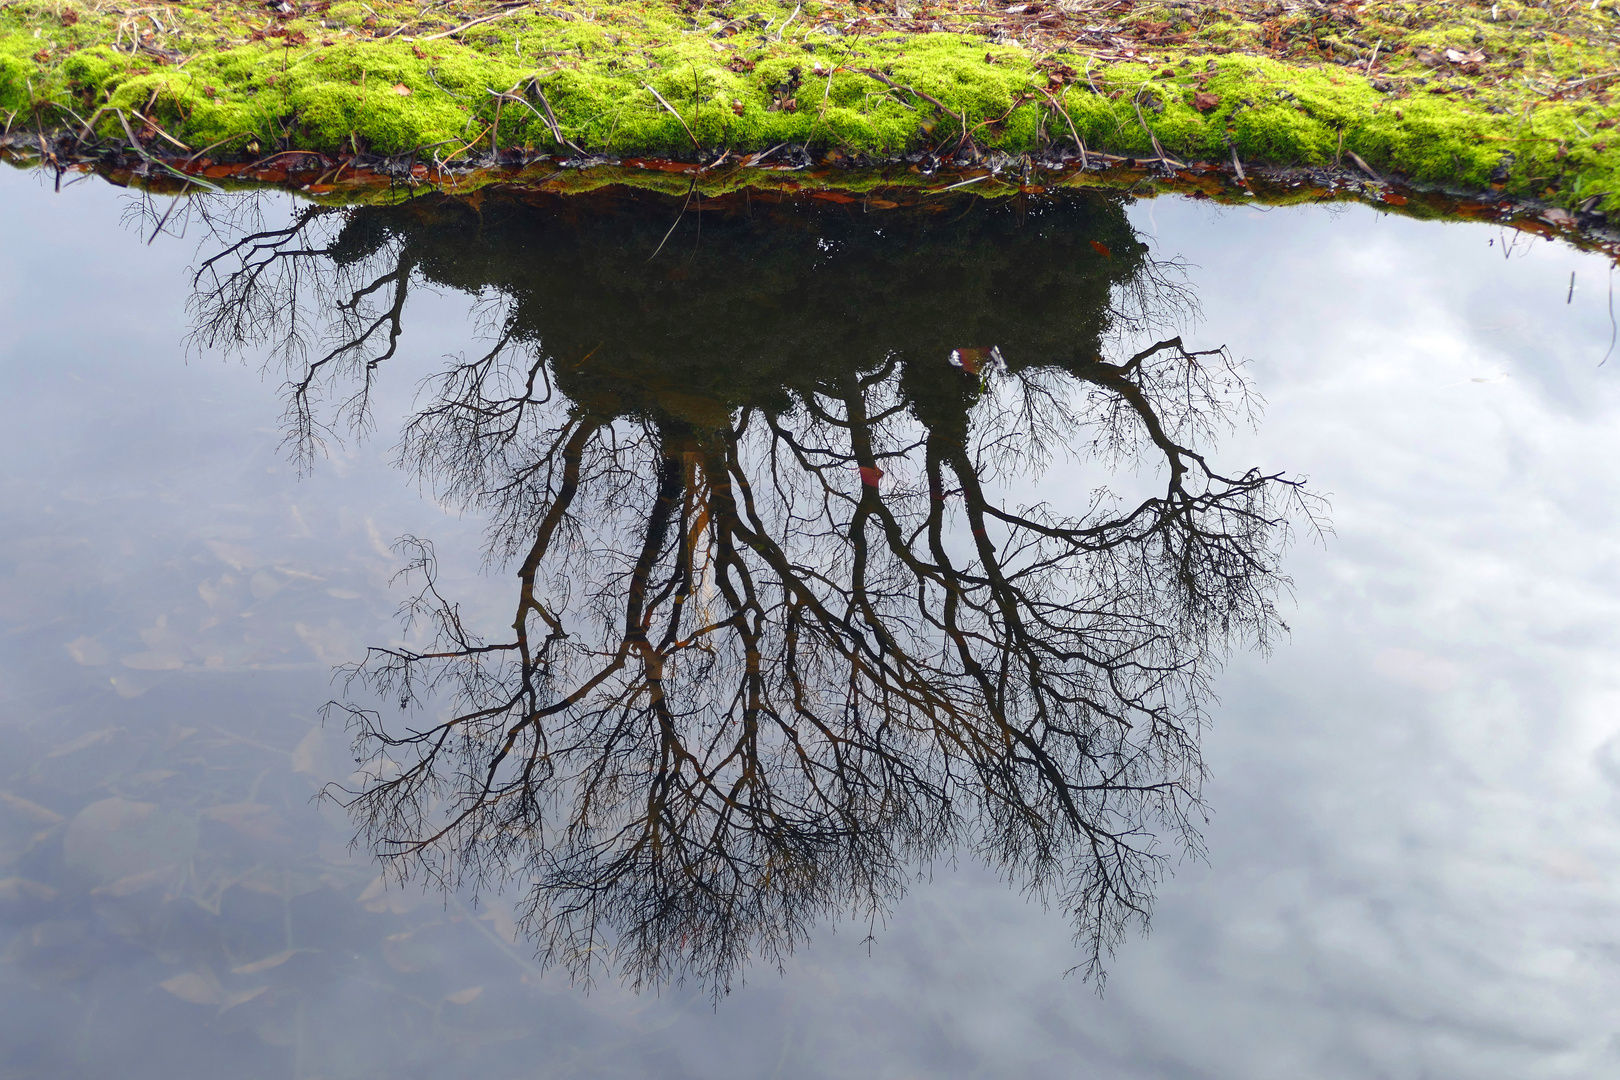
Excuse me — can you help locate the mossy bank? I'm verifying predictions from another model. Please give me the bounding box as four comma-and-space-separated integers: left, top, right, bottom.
5, 0, 1620, 211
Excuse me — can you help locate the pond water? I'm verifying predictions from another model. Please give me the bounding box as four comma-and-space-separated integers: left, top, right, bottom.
2, 164, 1619, 1080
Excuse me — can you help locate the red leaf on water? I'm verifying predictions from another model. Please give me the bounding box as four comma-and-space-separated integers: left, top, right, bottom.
858, 466, 884, 487
1090, 240, 1112, 259
949, 347, 1000, 376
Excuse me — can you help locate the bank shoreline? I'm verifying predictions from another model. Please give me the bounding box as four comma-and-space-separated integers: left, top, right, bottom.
7, 134, 1616, 262
5, 1, 1620, 216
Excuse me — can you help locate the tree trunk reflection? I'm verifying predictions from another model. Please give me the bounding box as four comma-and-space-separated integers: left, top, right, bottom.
186, 187, 1323, 997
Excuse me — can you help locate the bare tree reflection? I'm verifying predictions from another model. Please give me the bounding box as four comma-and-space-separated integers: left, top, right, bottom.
186, 188, 1322, 996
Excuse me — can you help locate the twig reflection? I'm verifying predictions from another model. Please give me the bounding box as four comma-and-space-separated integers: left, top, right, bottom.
184, 188, 1323, 997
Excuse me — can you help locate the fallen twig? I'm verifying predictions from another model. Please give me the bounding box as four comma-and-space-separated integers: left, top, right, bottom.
185, 132, 254, 164
130, 109, 191, 152
741, 142, 786, 166
853, 68, 952, 119
647, 172, 699, 262
773, 3, 801, 41
419, 3, 532, 42
247, 149, 337, 169
645, 82, 701, 152
1039, 87, 1088, 169
853, 67, 969, 148
113, 108, 224, 192
1347, 150, 1381, 182
529, 80, 583, 154
1132, 92, 1181, 169
490, 82, 583, 155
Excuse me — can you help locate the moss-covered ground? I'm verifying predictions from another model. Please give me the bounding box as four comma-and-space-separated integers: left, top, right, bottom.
4, 0, 1620, 212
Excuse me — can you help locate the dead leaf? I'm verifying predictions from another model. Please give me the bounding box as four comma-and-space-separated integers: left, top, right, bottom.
477, 906, 520, 942
857, 466, 884, 488
64, 636, 110, 666
160, 972, 223, 1006
289, 728, 323, 776
357, 874, 427, 914
1193, 91, 1221, 113
381, 929, 440, 973
949, 347, 1002, 376
1090, 240, 1112, 259
221, 986, 270, 1011
1444, 48, 1487, 65
47, 727, 121, 758
1, 792, 64, 824
205, 540, 258, 572
231, 948, 314, 974
121, 652, 184, 671
201, 803, 287, 844
0, 877, 58, 904
393, 83, 412, 96
91, 867, 173, 897
127, 769, 177, 785
66, 798, 198, 883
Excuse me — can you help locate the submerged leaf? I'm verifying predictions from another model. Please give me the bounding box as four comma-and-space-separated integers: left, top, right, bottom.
47, 727, 121, 758
160, 972, 223, 1006
221, 986, 270, 1011
200, 803, 287, 844
231, 948, 314, 974
90, 867, 174, 898
0, 791, 64, 824
65, 798, 198, 883
0, 877, 58, 904
289, 728, 323, 776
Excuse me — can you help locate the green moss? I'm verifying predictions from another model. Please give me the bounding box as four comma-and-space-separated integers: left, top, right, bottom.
3, 0, 1620, 211
0, 53, 30, 116
59, 45, 122, 95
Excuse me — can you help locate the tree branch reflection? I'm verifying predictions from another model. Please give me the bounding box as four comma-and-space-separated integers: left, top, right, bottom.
186, 188, 1323, 997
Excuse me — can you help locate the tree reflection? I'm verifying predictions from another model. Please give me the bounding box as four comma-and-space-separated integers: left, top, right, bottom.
187, 187, 1321, 996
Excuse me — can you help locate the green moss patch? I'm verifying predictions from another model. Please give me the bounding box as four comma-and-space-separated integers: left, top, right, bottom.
3, 0, 1620, 211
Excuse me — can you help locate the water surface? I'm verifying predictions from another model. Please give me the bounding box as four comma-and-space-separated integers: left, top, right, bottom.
2, 167, 1619, 1079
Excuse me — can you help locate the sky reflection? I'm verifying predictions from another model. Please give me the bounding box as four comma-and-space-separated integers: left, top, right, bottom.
2, 166, 1618, 1079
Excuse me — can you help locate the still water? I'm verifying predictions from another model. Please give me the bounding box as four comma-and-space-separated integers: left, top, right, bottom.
2, 165, 1619, 1079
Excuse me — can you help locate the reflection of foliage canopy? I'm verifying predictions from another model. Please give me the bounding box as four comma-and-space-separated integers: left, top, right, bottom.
189, 187, 1320, 997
